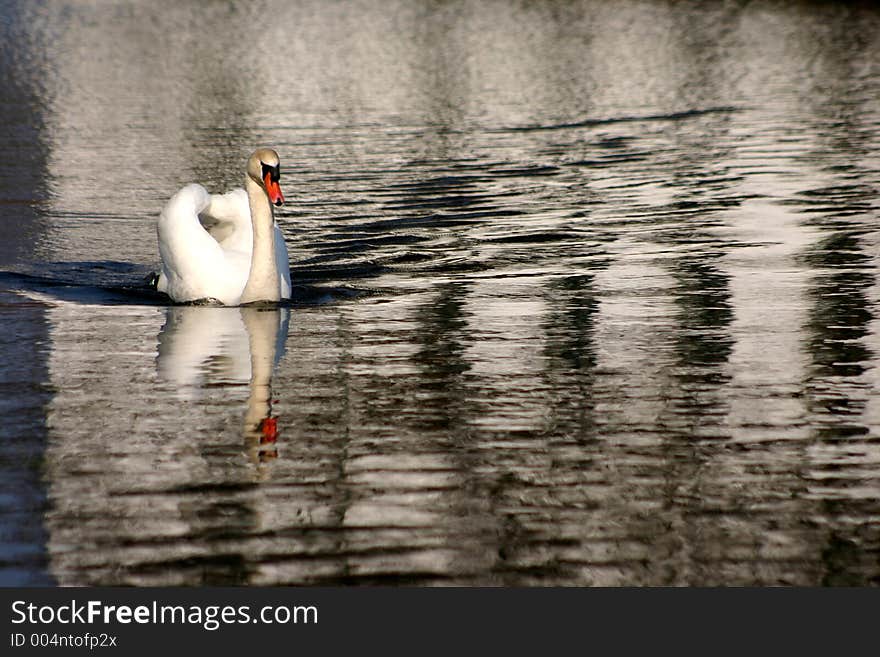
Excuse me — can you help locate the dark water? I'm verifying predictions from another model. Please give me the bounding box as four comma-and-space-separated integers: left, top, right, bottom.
1, 0, 879, 586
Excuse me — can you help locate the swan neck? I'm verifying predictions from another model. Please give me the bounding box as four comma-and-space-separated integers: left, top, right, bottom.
239, 176, 280, 304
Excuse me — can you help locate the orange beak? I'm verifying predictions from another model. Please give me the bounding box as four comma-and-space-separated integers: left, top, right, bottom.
264, 172, 284, 206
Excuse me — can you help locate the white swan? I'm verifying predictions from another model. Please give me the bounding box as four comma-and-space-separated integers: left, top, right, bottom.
156, 148, 292, 305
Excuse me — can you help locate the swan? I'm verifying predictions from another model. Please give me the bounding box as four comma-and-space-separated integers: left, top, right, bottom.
156, 148, 292, 305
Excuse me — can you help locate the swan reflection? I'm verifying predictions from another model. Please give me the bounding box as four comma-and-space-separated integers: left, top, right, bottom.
157, 305, 290, 463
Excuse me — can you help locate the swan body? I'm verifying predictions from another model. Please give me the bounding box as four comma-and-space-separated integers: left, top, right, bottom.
157, 149, 291, 305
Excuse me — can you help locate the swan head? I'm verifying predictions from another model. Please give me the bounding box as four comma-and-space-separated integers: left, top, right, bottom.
247, 148, 284, 207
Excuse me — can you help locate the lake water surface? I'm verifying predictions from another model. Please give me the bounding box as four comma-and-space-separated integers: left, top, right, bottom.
1, 0, 879, 586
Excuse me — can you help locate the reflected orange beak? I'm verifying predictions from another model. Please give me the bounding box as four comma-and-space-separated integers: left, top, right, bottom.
264, 172, 284, 206
259, 417, 278, 443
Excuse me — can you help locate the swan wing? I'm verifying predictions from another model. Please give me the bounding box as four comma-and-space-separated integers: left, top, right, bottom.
199, 188, 252, 253
158, 184, 249, 304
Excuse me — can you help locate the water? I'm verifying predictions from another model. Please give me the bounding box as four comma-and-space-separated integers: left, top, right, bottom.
1, 0, 879, 586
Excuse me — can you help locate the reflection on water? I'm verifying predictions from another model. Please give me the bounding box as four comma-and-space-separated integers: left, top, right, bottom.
0, 0, 879, 585
40, 302, 290, 584
157, 306, 290, 461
